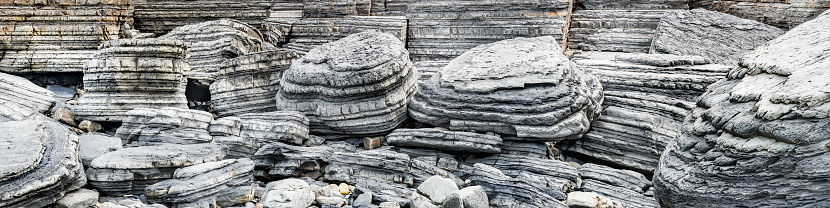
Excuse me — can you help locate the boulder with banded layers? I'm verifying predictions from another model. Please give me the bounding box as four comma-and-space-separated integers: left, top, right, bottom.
210, 49, 302, 117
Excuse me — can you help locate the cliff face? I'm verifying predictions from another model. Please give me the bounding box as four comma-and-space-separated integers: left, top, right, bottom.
692, 0, 830, 28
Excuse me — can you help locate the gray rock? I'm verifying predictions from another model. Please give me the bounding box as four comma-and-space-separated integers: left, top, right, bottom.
238, 111, 311, 145
557, 52, 730, 173
160, 19, 275, 86
651, 9, 786, 66
253, 142, 334, 179
579, 0, 689, 9
324, 149, 415, 187
56, 188, 99, 208
211, 49, 302, 117
145, 159, 255, 205
416, 176, 458, 203
386, 128, 502, 154
115, 107, 214, 145
581, 179, 658, 208
455, 186, 488, 208
261, 179, 315, 208
354, 193, 373, 206
568, 10, 666, 53
47, 85, 77, 104
499, 140, 549, 159
578, 163, 651, 194
565, 192, 617, 208
133, 0, 301, 35
275, 31, 418, 135
262, 16, 407, 53
409, 36, 603, 142
695, 0, 830, 28
0, 120, 85, 207
78, 134, 124, 168
466, 154, 581, 193
0, 100, 51, 122
465, 164, 567, 208
379, 202, 400, 208
74, 39, 189, 122
654, 11, 830, 207
409, 193, 437, 208
86, 143, 227, 195
0, 72, 56, 113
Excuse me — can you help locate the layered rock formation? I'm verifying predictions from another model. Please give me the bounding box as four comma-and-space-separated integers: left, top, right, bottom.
275, 31, 418, 135
262, 16, 407, 53
0, 72, 56, 113
651, 9, 786, 66
144, 159, 255, 205
252, 142, 334, 178
210, 111, 311, 159
0, 0, 132, 73
410, 36, 603, 141
466, 163, 567, 208
578, 163, 658, 208
74, 39, 189, 122
133, 0, 303, 35
557, 52, 730, 173
114, 107, 214, 145
654, 11, 830, 207
386, 128, 503, 154
568, 10, 666, 53
159, 19, 274, 85
86, 143, 227, 195
210, 49, 302, 117
693, 0, 830, 28
0, 120, 85, 207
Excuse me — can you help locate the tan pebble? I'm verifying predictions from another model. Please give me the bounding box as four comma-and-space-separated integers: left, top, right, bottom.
339, 183, 350, 195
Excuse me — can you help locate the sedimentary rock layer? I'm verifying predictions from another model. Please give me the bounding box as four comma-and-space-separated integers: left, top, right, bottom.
210, 49, 302, 116
145, 159, 255, 204
557, 52, 729, 173
0, 72, 56, 113
253, 142, 334, 178
410, 36, 603, 141
0, 0, 132, 73
0, 120, 85, 207
134, 0, 303, 34
466, 163, 567, 208
74, 38, 189, 122
568, 10, 666, 53
651, 9, 786, 66
115, 107, 214, 145
579, 0, 690, 10
694, 0, 830, 28
262, 16, 407, 53
275, 31, 418, 135
654, 11, 830, 207
387, 128, 503, 154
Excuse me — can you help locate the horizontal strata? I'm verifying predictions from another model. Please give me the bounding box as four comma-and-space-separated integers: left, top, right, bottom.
145, 159, 255, 204
695, 0, 830, 28
262, 16, 407, 53
568, 10, 666, 53
114, 107, 214, 145
0, 1, 132, 73
74, 38, 189, 122
386, 128, 503, 154
210, 49, 302, 117
0, 72, 55, 113
133, 0, 303, 34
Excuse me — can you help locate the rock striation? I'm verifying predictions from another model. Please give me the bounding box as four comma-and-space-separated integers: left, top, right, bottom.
386, 128, 502, 154
0, 120, 85, 207
210, 111, 311, 159
262, 16, 407, 53
693, 0, 830, 28
0, 72, 56, 113
275, 31, 418, 135
0, 0, 133, 73
466, 163, 567, 208
210, 49, 302, 117
74, 38, 189, 122
410, 36, 603, 141
568, 10, 666, 53
578, 163, 658, 208
133, 0, 303, 35
114, 107, 214, 145
654, 11, 830, 207
144, 159, 255, 206
557, 52, 730, 174
253, 142, 334, 179
159, 19, 275, 86
86, 143, 227, 195
651, 9, 786, 66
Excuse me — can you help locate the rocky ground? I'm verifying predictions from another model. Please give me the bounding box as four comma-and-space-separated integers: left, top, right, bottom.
1, 1, 829, 208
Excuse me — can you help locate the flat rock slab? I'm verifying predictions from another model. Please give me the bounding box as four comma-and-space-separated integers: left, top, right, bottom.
145, 159, 255, 205
386, 128, 502, 154
114, 107, 214, 145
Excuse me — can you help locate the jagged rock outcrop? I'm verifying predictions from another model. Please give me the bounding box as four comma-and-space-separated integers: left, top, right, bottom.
253, 142, 334, 179
86, 143, 227, 195
0, 120, 85, 207
133, 0, 303, 35
0, 72, 56, 113
466, 163, 567, 208
693, 0, 830, 28
0, 0, 132, 73
159, 19, 275, 86
145, 159, 255, 206
410, 36, 603, 141
262, 16, 407, 53
386, 128, 502, 154
275, 31, 418, 135
210, 49, 302, 116
654, 11, 830, 207
578, 163, 658, 208
557, 52, 730, 173
74, 39, 189, 122
651, 9, 786, 66
114, 107, 214, 145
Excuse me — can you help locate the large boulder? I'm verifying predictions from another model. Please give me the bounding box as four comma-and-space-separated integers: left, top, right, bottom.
275, 31, 418, 135
410, 36, 603, 141
210, 49, 302, 116
74, 39, 189, 122
0, 120, 85, 207
0, 72, 56, 113
654, 11, 830, 207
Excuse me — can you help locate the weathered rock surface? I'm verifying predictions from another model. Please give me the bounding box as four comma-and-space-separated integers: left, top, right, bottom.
557, 52, 730, 173
115, 107, 214, 145
386, 128, 502, 154
0, 72, 56, 113
262, 16, 407, 53
210, 49, 302, 116
0, 120, 85, 207
275, 31, 418, 135
78, 134, 124, 168
578, 163, 651, 194
133, 0, 303, 35
565, 192, 618, 208
253, 142, 334, 179
0, 0, 132, 73
579, 0, 689, 10
145, 159, 255, 205
324, 149, 415, 188
74, 39, 189, 122
86, 143, 227, 195
261, 178, 315, 208
651, 9, 786, 66
581, 179, 658, 208
159, 19, 274, 85
0, 101, 51, 122
569, 10, 666, 53
466, 154, 581, 194
694, 0, 830, 28
410, 36, 603, 141
238, 111, 311, 145
465, 163, 567, 208
416, 176, 458, 203
654, 11, 830, 207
